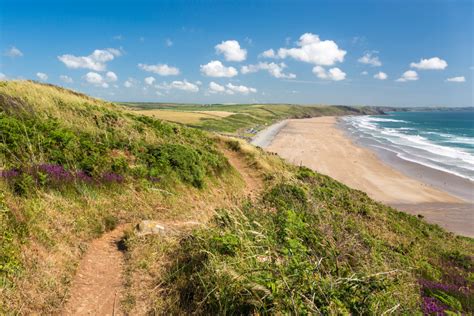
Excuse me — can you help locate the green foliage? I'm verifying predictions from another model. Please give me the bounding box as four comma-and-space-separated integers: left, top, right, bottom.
121, 102, 382, 135
145, 144, 206, 188
0, 81, 230, 191
163, 167, 473, 314
225, 139, 241, 152
0, 193, 26, 283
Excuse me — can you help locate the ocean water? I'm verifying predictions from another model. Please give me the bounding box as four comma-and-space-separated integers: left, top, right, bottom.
342, 111, 474, 182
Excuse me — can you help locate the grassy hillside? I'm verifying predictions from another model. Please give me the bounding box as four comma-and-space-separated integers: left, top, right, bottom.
0, 81, 241, 313
0, 81, 472, 314
121, 102, 383, 136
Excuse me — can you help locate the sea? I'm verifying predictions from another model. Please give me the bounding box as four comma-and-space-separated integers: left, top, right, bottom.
342, 110, 474, 183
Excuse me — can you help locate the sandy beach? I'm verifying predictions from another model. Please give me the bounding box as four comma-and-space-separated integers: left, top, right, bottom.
260, 116, 473, 237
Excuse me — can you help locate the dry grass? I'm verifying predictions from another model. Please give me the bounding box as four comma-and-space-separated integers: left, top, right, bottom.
132, 110, 209, 124
132, 109, 235, 124
192, 110, 234, 118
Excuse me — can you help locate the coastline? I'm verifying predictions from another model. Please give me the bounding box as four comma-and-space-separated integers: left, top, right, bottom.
254, 116, 473, 237
250, 120, 288, 148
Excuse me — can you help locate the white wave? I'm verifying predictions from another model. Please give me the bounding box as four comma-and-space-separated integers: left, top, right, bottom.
346, 115, 474, 180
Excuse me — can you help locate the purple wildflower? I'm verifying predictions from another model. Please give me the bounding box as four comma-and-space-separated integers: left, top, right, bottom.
1, 169, 21, 179
76, 170, 94, 183
148, 176, 161, 183
101, 172, 124, 183
422, 296, 447, 315
37, 164, 72, 181
419, 279, 463, 294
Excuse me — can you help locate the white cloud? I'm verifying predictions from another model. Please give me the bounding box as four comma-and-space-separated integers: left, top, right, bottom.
374, 71, 388, 80
446, 76, 465, 82
60, 75, 73, 83
124, 78, 137, 88
396, 70, 419, 82
358, 52, 382, 67
209, 81, 226, 93
259, 49, 277, 58
58, 48, 121, 71
83, 72, 109, 88
138, 63, 180, 76
312, 66, 346, 81
241, 62, 296, 79
276, 33, 346, 66
410, 57, 447, 70
200, 60, 238, 77
36, 72, 48, 81
4, 46, 23, 58
361, 71, 368, 75
215, 40, 247, 62
144, 76, 156, 85
208, 82, 256, 95
165, 38, 173, 47
112, 35, 123, 41
0, 73, 6, 80
105, 71, 118, 82
226, 83, 257, 94
157, 80, 199, 92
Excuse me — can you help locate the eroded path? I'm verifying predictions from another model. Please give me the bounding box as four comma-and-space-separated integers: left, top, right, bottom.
62, 226, 126, 315
62, 148, 263, 315
222, 148, 263, 198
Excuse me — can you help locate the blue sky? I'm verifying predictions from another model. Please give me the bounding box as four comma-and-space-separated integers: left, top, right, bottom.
0, 0, 472, 106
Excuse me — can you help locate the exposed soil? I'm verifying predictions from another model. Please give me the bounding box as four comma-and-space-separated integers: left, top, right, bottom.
222, 148, 263, 198
62, 225, 127, 315
62, 149, 263, 315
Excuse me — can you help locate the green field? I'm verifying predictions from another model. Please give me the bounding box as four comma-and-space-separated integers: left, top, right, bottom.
121, 102, 384, 136
0, 81, 472, 314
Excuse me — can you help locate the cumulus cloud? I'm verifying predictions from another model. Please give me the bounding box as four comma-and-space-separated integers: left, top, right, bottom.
226, 83, 257, 94
105, 71, 118, 82
124, 78, 137, 88
241, 62, 296, 79
446, 76, 465, 82
312, 66, 346, 81
208, 82, 226, 93
374, 71, 388, 80
4, 46, 23, 58
200, 60, 238, 77
83, 72, 109, 88
144, 76, 156, 85
396, 70, 419, 82
259, 49, 277, 58
157, 80, 199, 92
358, 52, 382, 67
60, 75, 73, 83
276, 33, 346, 66
208, 82, 257, 95
215, 40, 247, 62
36, 72, 48, 81
58, 48, 121, 71
138, 63, 180, 76
410, 57, 447, 70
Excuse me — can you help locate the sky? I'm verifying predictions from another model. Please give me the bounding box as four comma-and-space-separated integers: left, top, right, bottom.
0, 0, 473, 107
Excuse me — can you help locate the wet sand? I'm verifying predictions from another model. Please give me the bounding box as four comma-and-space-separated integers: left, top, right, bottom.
258, 116, 473, 237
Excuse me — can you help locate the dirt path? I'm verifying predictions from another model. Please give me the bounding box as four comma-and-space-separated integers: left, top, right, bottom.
62, 225, 127, 315
63, 148, 263, 315
222, 148, 263, 197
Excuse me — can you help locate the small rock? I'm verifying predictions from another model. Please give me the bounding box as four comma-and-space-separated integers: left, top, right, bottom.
136, 220, 166, 236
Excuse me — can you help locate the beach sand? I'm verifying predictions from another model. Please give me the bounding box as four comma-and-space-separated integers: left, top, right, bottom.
262, 116, 473, 237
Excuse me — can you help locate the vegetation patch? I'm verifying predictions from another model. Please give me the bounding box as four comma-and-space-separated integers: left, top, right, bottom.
161, 168, 473, 315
